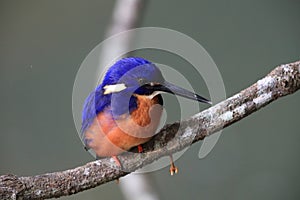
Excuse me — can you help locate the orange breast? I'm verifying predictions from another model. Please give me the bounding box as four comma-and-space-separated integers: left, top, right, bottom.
84, 95, 163, 157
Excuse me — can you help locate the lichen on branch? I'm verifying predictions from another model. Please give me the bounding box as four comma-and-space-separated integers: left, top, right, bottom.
0, 60, 299, 200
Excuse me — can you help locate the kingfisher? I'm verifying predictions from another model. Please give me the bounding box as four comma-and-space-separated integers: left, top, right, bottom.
81, 57, 211, 175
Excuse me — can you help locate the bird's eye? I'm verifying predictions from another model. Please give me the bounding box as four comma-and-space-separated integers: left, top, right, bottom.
138, 78, 147, 85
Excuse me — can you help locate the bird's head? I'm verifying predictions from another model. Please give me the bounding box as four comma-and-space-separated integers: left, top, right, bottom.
100, 57, 211, 104
81, 57, 211, 134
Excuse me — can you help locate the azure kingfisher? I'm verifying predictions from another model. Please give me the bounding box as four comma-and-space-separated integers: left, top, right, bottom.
81, 57, 211, 175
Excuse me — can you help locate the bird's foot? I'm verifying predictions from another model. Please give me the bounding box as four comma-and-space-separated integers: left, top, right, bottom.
138, 144, 143, 153
169, 155, 178, 175
112, 156, 122, 183
169, 163, 178, 175
112, 155, 122, 168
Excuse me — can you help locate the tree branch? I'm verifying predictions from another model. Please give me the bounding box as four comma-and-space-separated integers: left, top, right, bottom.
1, 60, 299, 199
96, 1, 158, 200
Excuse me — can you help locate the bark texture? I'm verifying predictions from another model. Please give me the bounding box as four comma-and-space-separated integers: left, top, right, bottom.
0, 60, 299, 199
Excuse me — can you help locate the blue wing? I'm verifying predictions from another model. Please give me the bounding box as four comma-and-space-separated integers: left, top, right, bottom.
81, 87, 111, 145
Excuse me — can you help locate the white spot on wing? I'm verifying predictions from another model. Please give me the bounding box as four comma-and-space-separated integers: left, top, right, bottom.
103, 83, 127, 94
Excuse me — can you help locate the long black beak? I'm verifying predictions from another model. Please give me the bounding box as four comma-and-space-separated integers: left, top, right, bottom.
144, 81, 212, 105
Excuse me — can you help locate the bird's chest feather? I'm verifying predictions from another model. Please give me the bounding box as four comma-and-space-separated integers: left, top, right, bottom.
84, 95, 163, 157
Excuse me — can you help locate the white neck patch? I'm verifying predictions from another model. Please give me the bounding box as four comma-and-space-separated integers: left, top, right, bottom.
146, 91, 165, 99
103, 83, 127, 94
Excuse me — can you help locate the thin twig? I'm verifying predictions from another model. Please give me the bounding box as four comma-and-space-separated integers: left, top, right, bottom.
0, 60, 299, 199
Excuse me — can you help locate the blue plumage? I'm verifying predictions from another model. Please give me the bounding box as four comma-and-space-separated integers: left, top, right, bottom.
81, 57, 163, 135
81, 57, 211, 174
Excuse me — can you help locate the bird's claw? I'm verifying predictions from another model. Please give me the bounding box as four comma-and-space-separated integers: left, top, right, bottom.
169, 164, 178, 175
169, 154, 178, 175
138, 144, 143, 153
112, 155, 122, 168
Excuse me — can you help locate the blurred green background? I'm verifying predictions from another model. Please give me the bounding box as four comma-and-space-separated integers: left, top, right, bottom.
1, 0, 299, 199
